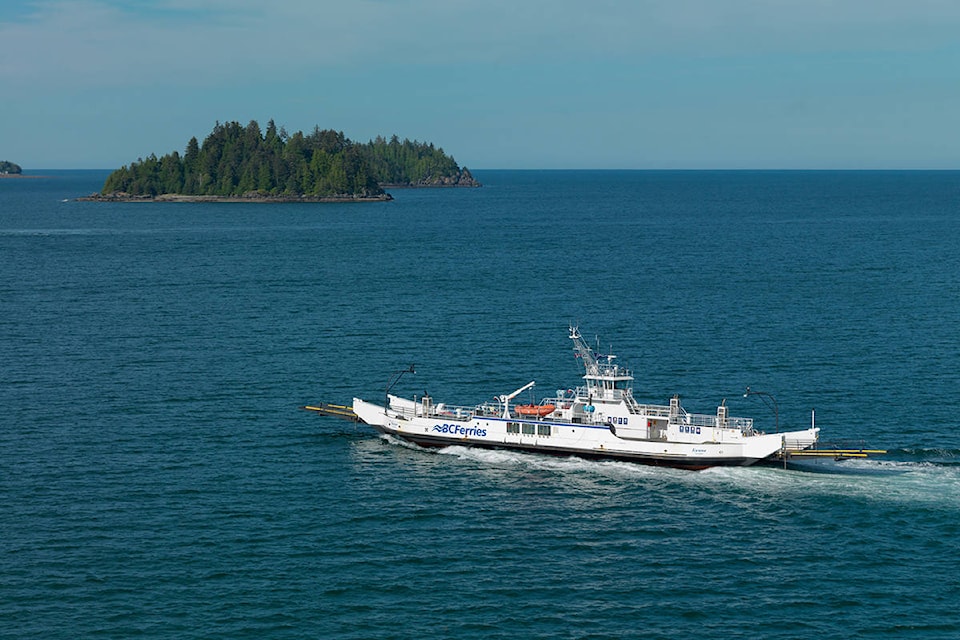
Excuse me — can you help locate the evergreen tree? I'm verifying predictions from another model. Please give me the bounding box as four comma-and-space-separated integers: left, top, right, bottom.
183, 137, 200, 192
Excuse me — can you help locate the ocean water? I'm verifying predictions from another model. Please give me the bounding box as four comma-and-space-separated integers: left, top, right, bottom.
2, 169, 960, 638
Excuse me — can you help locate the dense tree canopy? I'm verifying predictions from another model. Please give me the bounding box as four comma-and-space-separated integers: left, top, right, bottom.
363, 135, 471, 185
100, 120, 476, 197
0, 161, 22, 174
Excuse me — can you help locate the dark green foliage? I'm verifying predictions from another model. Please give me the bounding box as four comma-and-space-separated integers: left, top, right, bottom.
101, 121, 473, 197
0, 160, 23, 174
101, 120, 384, 197
359, 135, 464, 184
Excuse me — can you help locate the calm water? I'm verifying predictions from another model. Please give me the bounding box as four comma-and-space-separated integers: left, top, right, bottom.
2, 170, 960, 638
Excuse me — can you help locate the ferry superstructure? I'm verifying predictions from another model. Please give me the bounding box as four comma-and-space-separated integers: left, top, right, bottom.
349, 327, 820, 470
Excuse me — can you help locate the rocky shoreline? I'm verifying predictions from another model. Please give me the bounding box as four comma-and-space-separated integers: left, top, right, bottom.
382, 168, 480, 188
380, 181, 480, 188
78, 191, 393, 203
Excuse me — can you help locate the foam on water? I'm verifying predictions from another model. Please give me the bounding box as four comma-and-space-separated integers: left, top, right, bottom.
396, 435, 960, 512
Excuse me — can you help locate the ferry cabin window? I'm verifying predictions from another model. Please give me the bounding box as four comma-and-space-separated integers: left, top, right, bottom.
522, 424, 536, 435
537, 425, 551, 436
507, 422, 520, 434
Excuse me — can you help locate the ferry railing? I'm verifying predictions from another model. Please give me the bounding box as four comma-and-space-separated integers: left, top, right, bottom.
389, 405, 417, 420
434, 403, 483, 420
670, 412, 755, 432
387, 401, 481, 421
633, 404, 672, 418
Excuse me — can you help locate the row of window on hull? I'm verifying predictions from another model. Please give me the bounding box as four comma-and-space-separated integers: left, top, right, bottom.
506, 422, 552, 436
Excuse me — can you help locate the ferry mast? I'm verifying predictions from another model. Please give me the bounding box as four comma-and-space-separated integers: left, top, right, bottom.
569, 325, 599, 372
569, 326, 639, 411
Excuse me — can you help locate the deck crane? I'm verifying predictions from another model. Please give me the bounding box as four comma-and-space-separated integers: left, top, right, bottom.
498, 381, 535, 419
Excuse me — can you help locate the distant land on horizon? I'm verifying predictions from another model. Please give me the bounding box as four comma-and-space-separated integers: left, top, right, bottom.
85, 120, 480, 203
1, 160, 23, 175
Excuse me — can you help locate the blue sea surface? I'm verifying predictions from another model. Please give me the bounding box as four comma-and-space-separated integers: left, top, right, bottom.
2, 170, 959, 638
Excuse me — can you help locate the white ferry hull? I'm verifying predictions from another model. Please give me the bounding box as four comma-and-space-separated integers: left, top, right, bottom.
353, 398, 818, 470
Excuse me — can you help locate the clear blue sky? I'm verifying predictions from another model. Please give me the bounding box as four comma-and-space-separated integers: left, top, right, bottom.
3, 0, 959, 169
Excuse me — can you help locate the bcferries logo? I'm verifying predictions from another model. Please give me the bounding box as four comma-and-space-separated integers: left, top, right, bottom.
433, 423, 487, 437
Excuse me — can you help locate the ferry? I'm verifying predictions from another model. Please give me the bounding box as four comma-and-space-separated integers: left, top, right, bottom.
343, 327, 820, 470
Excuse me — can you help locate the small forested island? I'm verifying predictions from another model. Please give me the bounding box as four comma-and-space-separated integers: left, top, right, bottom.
85, 120, 479, 202
0, 161, 23, 175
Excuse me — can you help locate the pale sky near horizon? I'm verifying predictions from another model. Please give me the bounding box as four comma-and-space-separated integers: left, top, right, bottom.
2, 0, 959, 170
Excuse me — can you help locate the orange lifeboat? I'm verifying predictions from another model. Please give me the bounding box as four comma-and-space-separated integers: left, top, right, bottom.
515, 404, 556, 417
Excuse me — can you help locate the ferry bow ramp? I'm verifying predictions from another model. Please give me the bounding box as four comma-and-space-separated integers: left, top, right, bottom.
303, 402, 360, 422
